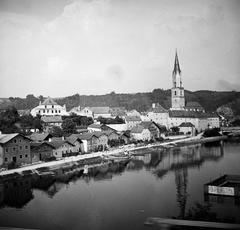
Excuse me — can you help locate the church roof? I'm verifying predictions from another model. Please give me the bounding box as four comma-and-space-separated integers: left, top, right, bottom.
42, 97, 58, 105
186, 101, 203, 109
173, 50, 181, 75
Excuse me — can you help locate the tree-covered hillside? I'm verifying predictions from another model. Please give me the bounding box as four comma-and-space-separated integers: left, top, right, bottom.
1, 89, 240, 115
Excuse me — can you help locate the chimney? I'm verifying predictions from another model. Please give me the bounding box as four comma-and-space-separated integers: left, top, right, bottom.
152, 103, 156, 109
62, 136, 65, 141
49, 138, 52, 142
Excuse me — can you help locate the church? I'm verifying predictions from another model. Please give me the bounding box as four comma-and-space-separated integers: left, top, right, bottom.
147, 51, 220, 133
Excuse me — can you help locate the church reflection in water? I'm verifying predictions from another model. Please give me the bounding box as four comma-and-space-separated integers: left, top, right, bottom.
0, 143, 224, 210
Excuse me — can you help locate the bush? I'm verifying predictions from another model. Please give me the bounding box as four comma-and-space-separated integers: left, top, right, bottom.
203, 128, 221, 137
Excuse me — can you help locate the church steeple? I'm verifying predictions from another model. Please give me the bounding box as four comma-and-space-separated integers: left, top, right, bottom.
173, 50, 181, 75
171, 50, 185, 110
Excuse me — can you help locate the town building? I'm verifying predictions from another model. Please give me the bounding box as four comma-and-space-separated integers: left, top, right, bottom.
148, 51, 220, 132
28, 133, 53, 142
41, 116, 63, 132
30, 97, 69, 117
178, 122, 196, 135
130, 125, 151, 141
69, 106, 94, 118
48, 140, 76, 159
89, 107, 112, 119
125, 116, 142, 130
0, 133, 31, 167
30, 142, 55, 162
139, 121, 161, 140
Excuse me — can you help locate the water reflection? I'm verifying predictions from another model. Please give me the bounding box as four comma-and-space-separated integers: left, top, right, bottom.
0, 143, 225, 212
0, 175, 33, 208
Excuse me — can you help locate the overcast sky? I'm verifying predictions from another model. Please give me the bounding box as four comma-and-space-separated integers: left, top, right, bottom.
0, 0, 239, 98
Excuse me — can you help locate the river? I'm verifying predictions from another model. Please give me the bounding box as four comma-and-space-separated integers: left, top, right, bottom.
0, 141, 240, 229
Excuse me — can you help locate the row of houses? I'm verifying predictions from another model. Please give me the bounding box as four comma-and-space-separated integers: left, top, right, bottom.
0, 118, 169, 168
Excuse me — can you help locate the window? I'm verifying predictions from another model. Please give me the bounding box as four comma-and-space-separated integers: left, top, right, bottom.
43, 110, 45, 113
52, 110, 54, 113
5, 148, 8, 153
13, 147, 16, 151
52, 105, 54, 108
45, 105, 47, 109
25, 146, 28, 149
14, 139, 17, 143
25, 154, 28, 158
19, 146, 22, 150
55, 110, 57, 113
4, 157, 8, 162
19, 139, 21, 142
20, 155, 22, 159
174, 91, 177, 96
59, 110, 61, 113
47, 110, 49, 113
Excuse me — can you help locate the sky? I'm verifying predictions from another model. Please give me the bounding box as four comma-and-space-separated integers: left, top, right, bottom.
0, 0, 239, 98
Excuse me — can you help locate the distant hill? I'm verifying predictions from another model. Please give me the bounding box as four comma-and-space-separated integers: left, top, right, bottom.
1, 89, 240, 115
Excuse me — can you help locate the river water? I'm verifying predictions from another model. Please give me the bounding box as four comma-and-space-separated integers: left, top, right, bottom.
0, 142, 240, 229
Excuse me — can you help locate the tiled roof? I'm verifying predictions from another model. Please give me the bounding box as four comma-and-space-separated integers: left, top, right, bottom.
186, 101, 203, 109
179, 122, 195, 127
28, 133, 52, 142
66, 136, 83, 144
0, 133, 19, 144
48, 140, 74, 149
69, 133, 94, 140
41, 116, 63, 123
89, 107, 110, 114
131, 125, 145, 133
88, 123, 102, 129
125, 116, 142, 122
30, 142, 54, 149
149, 104, 168, 113
42, 97, 58, 105
0, 133, 31, 145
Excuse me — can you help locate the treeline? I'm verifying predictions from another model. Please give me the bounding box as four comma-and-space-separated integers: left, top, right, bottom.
1, 89, 240, 115
0, 107, 42, 134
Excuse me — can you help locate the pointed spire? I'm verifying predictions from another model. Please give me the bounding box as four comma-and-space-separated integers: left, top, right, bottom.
173, 49, 181, 75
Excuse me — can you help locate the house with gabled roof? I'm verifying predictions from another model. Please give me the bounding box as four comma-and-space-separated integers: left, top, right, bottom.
28, 132, 53, 142
130, 125, 151, 141
48, 140, 76, 159
0, 133, 31, 167
179, 122, 196, 135
139, 121, 161, 139
30, 142, 55, 162
125, 116, 142, 130
30, 96, 69, 117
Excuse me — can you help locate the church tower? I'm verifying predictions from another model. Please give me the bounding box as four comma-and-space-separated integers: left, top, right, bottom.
171, 50, 185, 110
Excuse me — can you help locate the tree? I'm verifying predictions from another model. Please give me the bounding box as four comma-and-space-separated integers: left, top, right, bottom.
0, 106, 20, 133
62, 118, 76, 134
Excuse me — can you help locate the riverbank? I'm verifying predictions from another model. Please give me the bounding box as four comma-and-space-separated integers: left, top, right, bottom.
0, 135, 227, 176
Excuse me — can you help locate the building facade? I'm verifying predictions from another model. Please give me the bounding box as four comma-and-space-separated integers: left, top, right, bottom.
31, 97, 69, 117
0, 134, 31, 167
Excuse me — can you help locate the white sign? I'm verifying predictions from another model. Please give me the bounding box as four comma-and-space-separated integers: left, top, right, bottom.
208, 185, 234, 196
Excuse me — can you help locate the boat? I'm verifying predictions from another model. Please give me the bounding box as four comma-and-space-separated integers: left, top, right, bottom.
204, 174, 240, 197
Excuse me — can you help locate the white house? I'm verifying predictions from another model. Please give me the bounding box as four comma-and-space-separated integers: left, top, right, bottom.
131, 125, 151, 141
31, 97, 69, 117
